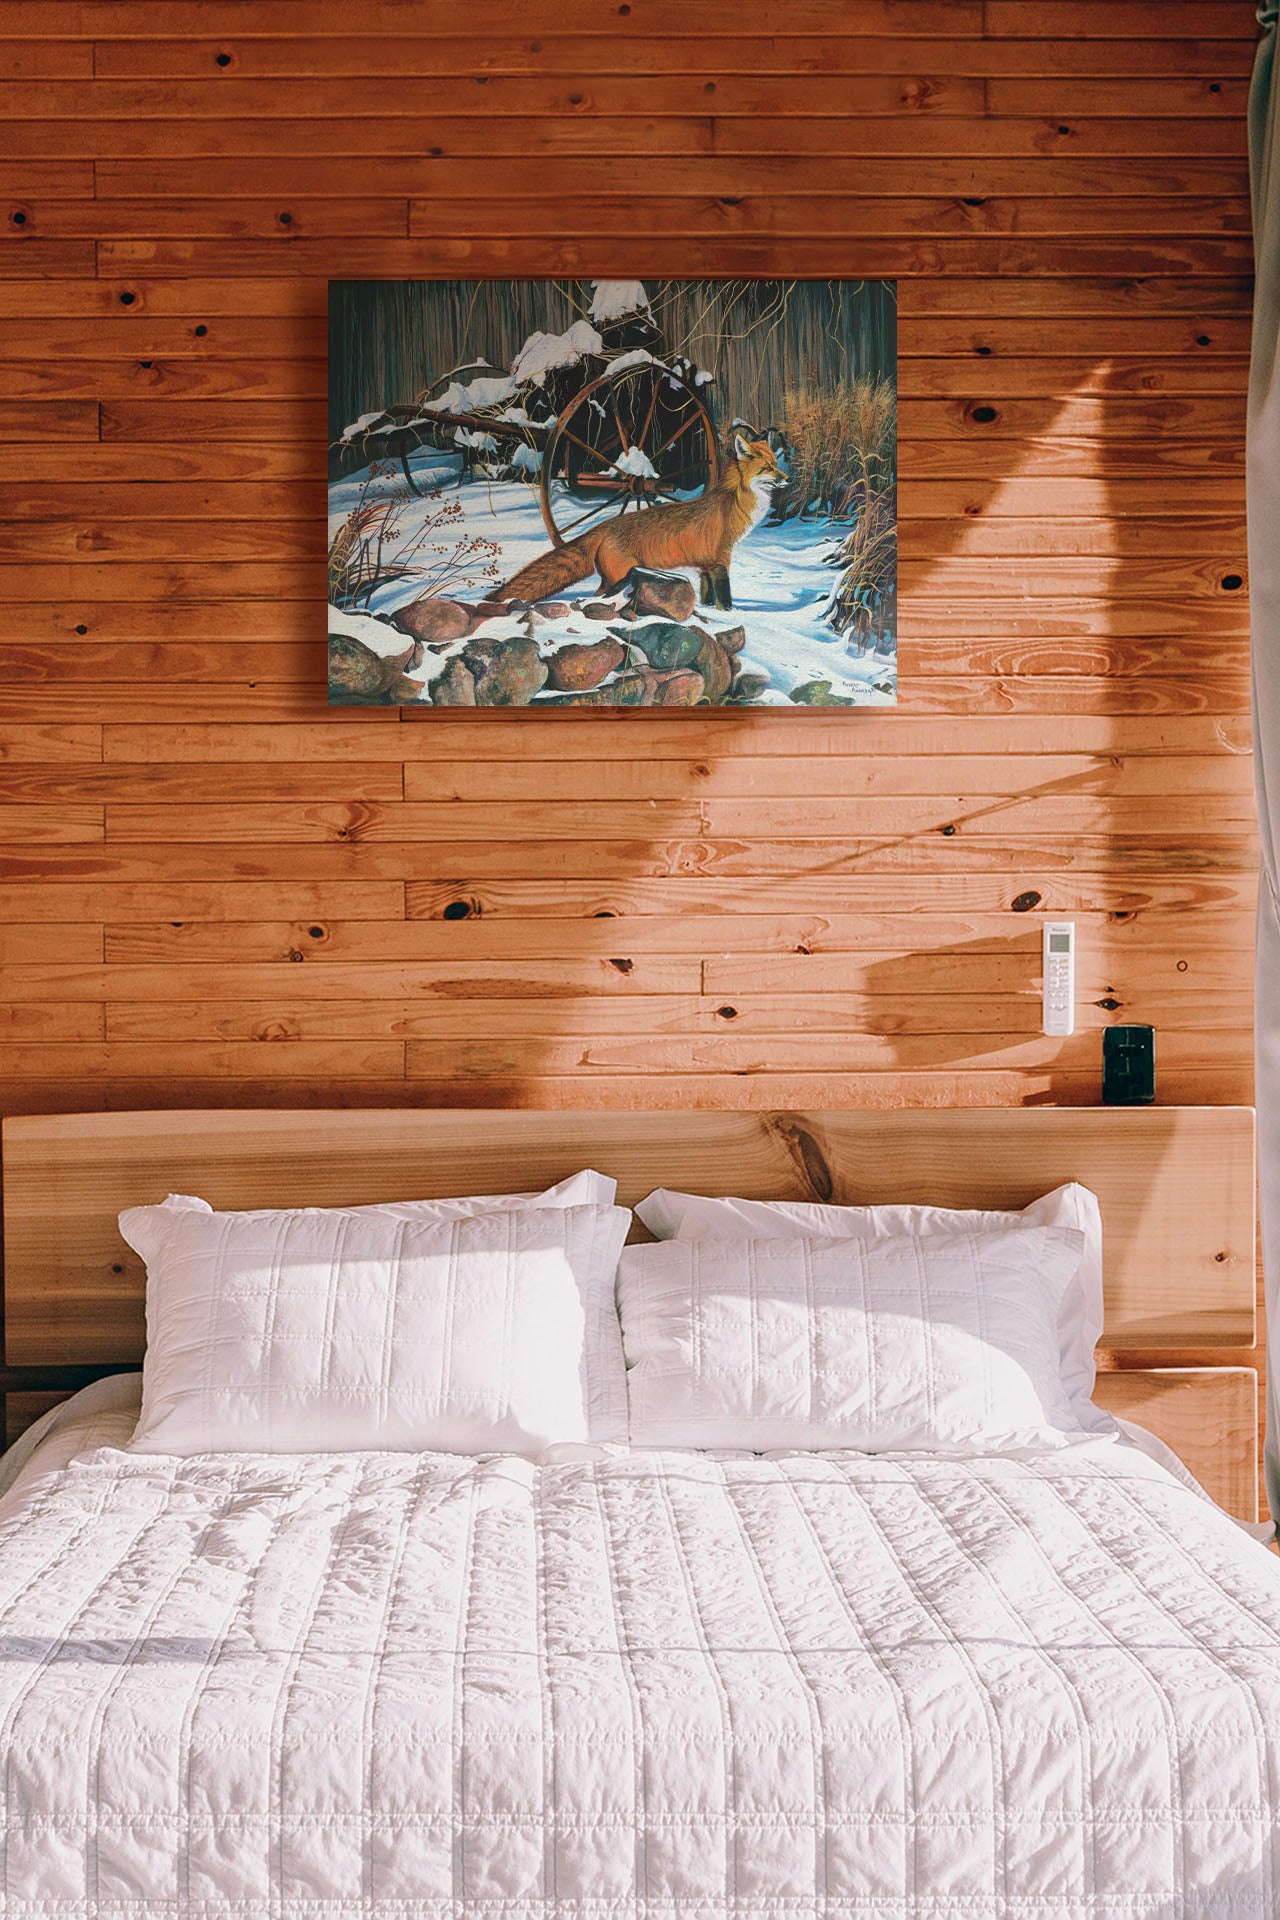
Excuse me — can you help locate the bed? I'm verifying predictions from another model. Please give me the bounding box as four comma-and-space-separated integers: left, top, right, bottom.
0, 1106, 1275, 1918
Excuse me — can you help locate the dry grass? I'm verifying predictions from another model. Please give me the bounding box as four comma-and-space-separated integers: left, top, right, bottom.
777, 376, 896, 521
328, 468, 502, 610
826, 488, 897, 651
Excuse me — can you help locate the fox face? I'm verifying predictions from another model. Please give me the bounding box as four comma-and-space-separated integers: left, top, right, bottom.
730, 431, 786, 490
727, 432, 786, 527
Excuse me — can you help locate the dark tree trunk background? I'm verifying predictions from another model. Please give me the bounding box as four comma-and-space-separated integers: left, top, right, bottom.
328, 278, 897, 456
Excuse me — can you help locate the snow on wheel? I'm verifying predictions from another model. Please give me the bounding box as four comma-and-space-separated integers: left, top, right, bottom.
539, 362, 718, 547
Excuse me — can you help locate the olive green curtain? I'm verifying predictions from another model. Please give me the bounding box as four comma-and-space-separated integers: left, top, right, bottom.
1249, 0, 1280, 1530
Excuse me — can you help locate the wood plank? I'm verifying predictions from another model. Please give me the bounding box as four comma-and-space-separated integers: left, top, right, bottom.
93, 237, 1256, 279
0, 723, 101, 762
0, 321, 329, 362
98, 795, 1259, 845
8, 199, 409, 239
101, 997, 1253, 1043
0, 643, 318, 681
104, 717, 1254, 759
0, 959, 704, 1002
0, 1041, 404, 1079
0, 926, 100, 963
0, 1, 987, 36
0, 160, 92, 194
903, 396, 1248, 436
93, 155, 1255, 197
5, 116, 1251, 162
0, 805, 101, 843
0, 241, 96, 278
377, 755, 1262, 804
399, 196, 1254, 240
99, 911, 1255, 964
101, 399, 324, 441
86, 37, 1259, 85
0, 362, 324, 403
988, 78, 1249, 116
905, 445, 1246, 482
0, 401, 98, 442
700, 951, 1250, 996
987, 4, 1259, 36
274, 872, 1263, 916
3, 1105, 1251, 1363
0, 882, 404, 921
0, 445, 317, 481
394, 1032, 1252, 1075
19, 869, 1256, 928
0, 763, 406, 803
0, 75, 989, 120
1093, 1368, 1259, 1523
0, 1006, 104, 1041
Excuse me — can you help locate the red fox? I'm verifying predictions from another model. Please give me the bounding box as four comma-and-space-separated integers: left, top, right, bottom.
497, 432, 786, 611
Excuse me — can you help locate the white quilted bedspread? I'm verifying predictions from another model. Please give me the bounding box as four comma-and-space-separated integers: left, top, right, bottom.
2, 1414, 1279, 1918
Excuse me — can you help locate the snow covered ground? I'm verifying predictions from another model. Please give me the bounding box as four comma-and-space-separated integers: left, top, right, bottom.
329, 449, 896, 706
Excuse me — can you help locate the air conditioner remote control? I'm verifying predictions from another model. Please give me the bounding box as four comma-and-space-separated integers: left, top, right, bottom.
1042, 922, 1075, 1037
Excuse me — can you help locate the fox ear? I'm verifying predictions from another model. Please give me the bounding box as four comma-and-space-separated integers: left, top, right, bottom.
732, 431, 751, 460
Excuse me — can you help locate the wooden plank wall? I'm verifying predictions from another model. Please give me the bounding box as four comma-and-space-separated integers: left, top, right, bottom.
0, 0, 1259, 1121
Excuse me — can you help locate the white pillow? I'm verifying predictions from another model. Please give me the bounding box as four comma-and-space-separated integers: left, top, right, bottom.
618, 1226, 1088, 1453
121, 1200, 631, 1456
635, 1182, 1108, 1433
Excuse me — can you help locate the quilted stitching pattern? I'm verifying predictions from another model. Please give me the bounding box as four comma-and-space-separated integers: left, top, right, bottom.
619, 1227, 1085, 1451
0, 1432, 1278, 1916
635, 1183, 1110, 1436
122, 1202, 632, 1454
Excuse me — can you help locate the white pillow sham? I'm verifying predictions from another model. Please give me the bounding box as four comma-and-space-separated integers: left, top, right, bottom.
635, 1181, 1108, 1433
121, 1199, 631, 1456
618, 1225, 1088, 1453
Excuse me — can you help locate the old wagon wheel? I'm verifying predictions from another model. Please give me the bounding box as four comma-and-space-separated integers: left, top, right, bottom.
539, 362, 718, 546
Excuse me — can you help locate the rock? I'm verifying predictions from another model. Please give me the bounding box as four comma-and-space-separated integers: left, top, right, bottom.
462, 635, 548, 706
651, 667, 705, 706
729, 671, 770, 704
630, 568, 697, 623
692, 634, 733, 704
583, 596, 626, 622
714, 624, 746, 655
539, 668, 660, 708
389, 595, 473, 646
328, 631, 418, 702
788, 678, 856, 708
628, 621, 704, 672
465, 599, 531, 636
629, 622, 731, 703
528, 600, 573, 624
789, 679, 834, 705
430, 656, 477, 705
545, 636, 627, 693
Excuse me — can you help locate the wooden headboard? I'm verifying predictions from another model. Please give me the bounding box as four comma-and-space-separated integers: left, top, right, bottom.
1, 1106, 1260, 1519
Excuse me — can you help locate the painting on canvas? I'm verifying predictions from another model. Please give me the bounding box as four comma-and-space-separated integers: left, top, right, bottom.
328, 278, 896, 708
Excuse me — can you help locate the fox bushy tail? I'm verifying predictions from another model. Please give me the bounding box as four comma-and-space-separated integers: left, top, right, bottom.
497, 526, 605, 604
